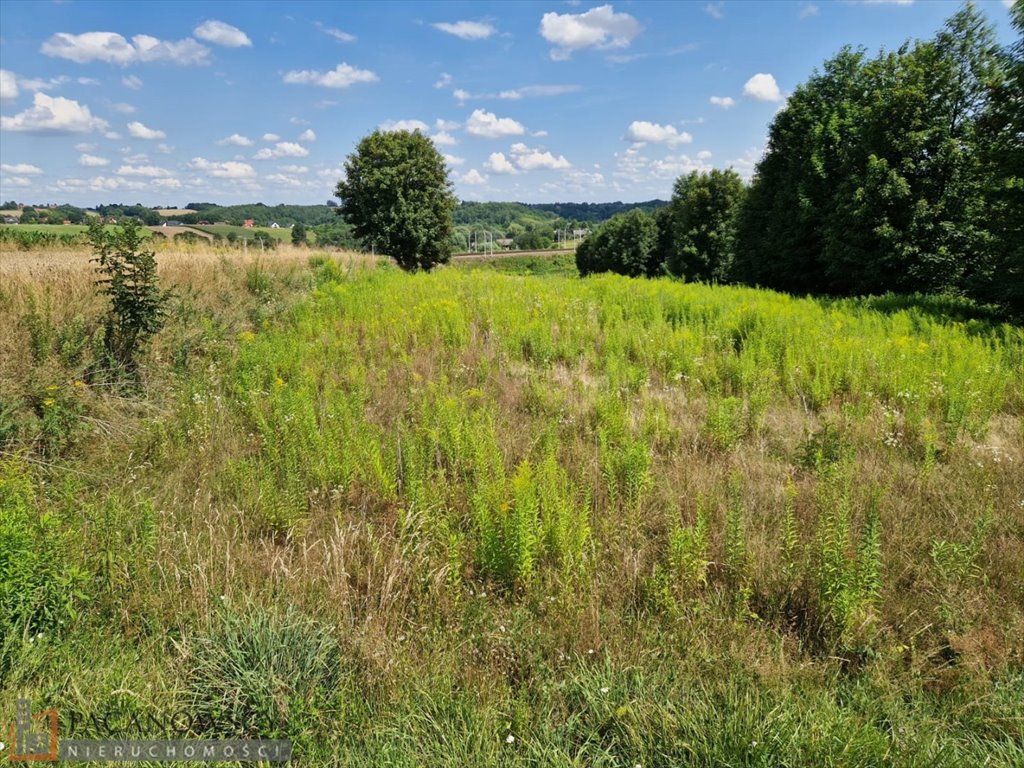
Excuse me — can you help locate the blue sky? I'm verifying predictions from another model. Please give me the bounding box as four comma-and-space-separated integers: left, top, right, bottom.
0, 0, 1017, 206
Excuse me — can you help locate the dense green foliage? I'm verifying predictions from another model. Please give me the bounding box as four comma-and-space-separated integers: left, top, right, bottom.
734, 3, 1019, 316
575, 209, 659, 277
659, 169, 746, 283
291, 222, 308, 246
179, 203, 338, 228
18, 204, 89, 225
336, 130, 458, 270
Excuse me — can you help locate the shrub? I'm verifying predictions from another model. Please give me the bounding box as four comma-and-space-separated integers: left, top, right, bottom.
88, 218, 168, 376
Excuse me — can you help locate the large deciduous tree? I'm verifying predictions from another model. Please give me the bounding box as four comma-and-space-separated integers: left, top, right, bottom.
575, 209, 659, 278
335, 130, 457, 271
660, 169, 746, 283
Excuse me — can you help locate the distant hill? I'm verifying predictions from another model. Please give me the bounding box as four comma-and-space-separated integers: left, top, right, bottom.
525, 200, 668, 222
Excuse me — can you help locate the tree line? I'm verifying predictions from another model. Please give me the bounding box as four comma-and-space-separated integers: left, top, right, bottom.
578, 3, 1023, 318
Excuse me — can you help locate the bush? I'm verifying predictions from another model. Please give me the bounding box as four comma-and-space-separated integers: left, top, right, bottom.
575, 209, 659, 277
88, 218, 168, 376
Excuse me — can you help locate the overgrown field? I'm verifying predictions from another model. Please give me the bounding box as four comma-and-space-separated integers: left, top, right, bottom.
2, 253, 1023, 766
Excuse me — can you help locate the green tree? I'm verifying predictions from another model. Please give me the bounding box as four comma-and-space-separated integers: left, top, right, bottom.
575, 209, 659, 277
87, 218, 167, 376
291, 222, 308, 246
335, 130, 457, 270
661, 169, 746, 283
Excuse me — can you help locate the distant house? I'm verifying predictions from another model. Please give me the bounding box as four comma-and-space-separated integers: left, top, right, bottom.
2, 216, 17, 224
243, 219, 255, 229
270, 222, 280, 229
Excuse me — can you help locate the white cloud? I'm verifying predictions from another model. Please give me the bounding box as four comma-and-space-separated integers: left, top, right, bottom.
187, 157, 256, 178
1, 163, 43, 174
432, 130, 457, 146
41, 32, 210, 66
704, 2, 724, 19
625, 120, 692, 146
127, 120, 166, 139
298, 128, 316, 142
79, 154, 110, 166
155, 143, 174, 153
0, 93, 108, 134
434, 72, 453, 89
709, 95, 735, 108
110, 102, 136, 113
194, 20, 252, 48
152, 178, 182, 189
2, 176, 33, 187
75, 142, 96, 151
443, 154, 465, 166
465, 109, 525, 138
282, 63, 378, 89
540, 5, 641, 60
432, 21, 496, 40
104, 131, 120, 139
743, 73, 783, 101
264, 173, 304, 188
262, 133, 280, 141
436, 118, 459, 131
509, 142, 571, 170
122, 75, 143, 89
800, 3, 820, 17
453, 88, 471, 105
532, 130, 548, 138
460, 169, 487, 185
279, 164, 308, 174
697, 150, 713, 160
319, 25, 357, 43
379, 119, 429, 132
116, 164, 172, 177
499, 84, 581, 99
253, 141, 309, 159
1, 70, 19, 101
78, 77, 101, 86
1002, 0, 1013, 7
484, 152, 517, 174
218, 133, 253, 146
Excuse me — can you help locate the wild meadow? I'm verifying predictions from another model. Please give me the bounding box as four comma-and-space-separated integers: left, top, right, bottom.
1, 243, 1022, 765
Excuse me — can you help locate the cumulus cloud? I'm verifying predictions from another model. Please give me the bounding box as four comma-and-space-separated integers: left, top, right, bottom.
264, 173, 304, 188
1, 70, 20, 101
279, 164, 308, 174
193, 20, 252, 48
509, 142, 571, 170
41, 32, 210, 66
453, 89, 471, 105
465, 109, 525, 138
443, 154, 465, 166
434, 72, 453, 89
262, 133, 280, 141
109, 102, 136, 113
432, 21, 496, 40
379, 119, 429, 133
79, 154, 110, 166
709, 95, 735, 108
743, 73, 782, 101
459, 169, 487, 185
297, 128, 316, 142
127, 120, 165, 139
2, 176, 33, 187
0, 93, 108, 134
484, 152, 517, 174
218, 133, 253, 146
540, 5, 641, 60
253, 141, 309, 159
625, 120, 692, 147
499, 84, 581, 99
187, 156, 256, 178
282, 63, 378, 88
116, 163, 172, 177
122, 75, 143, 89
156, 143, 174, 153
1, 163, 43, 174
432, 130, 457, 146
